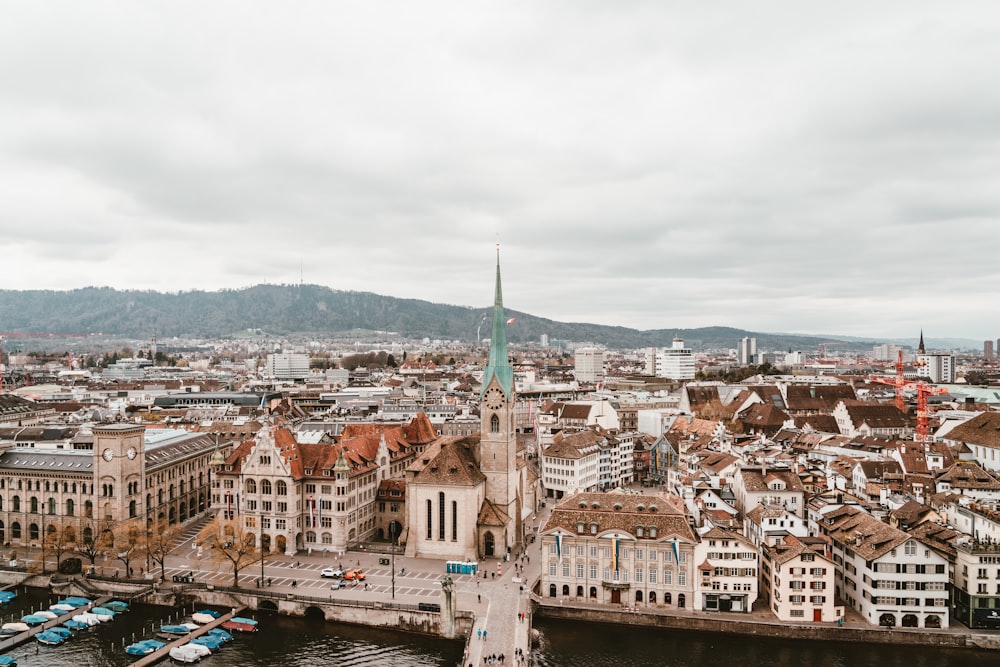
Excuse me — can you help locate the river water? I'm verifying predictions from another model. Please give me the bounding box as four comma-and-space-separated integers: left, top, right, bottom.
1, 587, 997, 667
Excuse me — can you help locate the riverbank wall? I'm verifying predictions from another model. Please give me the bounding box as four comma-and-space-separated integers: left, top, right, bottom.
534, 600, 1000, 651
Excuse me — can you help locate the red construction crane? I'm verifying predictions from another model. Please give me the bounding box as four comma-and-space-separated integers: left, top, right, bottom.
869, 367, 948, 442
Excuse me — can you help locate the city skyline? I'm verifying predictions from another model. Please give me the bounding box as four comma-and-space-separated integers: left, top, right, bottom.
2, 3, 998, 340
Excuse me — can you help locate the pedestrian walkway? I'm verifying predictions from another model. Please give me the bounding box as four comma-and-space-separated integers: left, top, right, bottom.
463, 552, 536, 667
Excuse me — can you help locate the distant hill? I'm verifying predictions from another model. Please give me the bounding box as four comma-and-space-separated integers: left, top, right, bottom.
0, 284, 865, 351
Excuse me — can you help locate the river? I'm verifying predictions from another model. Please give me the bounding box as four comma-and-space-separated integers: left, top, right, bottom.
1, 587, 996, 666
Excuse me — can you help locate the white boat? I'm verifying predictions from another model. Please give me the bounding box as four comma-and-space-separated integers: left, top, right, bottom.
49, 604, 75, 613
71, 613, 101, 626
168, 645, 204, 663
184, 643, 211, 657
1, 622, 28, 632
37, 611, 58, 620
191, 613, 216, 625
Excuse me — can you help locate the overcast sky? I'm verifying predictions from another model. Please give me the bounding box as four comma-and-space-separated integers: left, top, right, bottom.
2, 2, 998, 341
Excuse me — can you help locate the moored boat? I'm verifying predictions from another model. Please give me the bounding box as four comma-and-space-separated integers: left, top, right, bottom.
1, 623, 28, 633
35, 630, 68, 646
125, 638, 166, 656
160, 622, 198, 635
206, 628, 233, 643
191, 612, 216, 625
20, 614, 48, 626
191, 635, 223, 652
104, 600, 129, 613
62, 619, 89, 631
0, 591, 17, 604
0, 655, 16, 666
62, 596, 91, 607
72, 613, 101, 626
168, 644, 205, 663
221, 616, 258, 633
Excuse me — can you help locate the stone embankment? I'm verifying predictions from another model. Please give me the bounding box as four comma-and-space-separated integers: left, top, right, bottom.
534, 600, 1000, 651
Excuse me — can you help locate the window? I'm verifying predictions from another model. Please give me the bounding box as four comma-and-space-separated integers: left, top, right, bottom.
491, 415, 500, 433
276, 481, 287, 496
438, 492, 445, 541
426, 499, 432, 539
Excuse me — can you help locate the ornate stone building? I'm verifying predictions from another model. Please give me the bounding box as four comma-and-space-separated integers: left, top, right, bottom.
0, 423, 217, 557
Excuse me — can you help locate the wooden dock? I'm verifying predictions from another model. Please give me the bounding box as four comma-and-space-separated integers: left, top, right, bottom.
131, 608, 247, 667
0, 595, 113, 653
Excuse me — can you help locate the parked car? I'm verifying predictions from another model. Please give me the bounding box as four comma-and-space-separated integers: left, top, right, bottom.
321, 568, 343, 579
344, 569, 366, 581
330, 579, 343, 590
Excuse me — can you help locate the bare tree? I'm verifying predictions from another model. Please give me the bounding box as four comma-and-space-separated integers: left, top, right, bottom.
76, 516, 114, 569
44, 524, 77, 572
109, 519, 144, 577
145, 518, 183, 581
197, 516, 262, 588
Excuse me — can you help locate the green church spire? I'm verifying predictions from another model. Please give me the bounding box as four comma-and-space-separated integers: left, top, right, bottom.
481, 246, 513, 397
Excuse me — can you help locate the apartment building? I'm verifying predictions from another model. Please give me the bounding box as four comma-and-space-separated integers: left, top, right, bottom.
759, 534, 839, 622
816, 505, 950, 628
694, 526, 759, 613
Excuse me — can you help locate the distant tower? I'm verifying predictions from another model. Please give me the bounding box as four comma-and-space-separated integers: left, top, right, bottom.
918, 330, 926, 355
151, 331, 158, 360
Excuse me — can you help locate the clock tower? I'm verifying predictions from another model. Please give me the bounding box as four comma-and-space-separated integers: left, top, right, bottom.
92, 424, 145, 524
479, 248, 521, 552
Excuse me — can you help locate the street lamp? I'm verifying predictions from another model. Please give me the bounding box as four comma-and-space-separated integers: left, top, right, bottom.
389, 522, 399, 600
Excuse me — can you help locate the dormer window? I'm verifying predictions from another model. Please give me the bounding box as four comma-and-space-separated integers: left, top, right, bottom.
577, 521, 585, 534
637, 527, 644, 537
323, 470, 331, 477
590, 522, 598, 534
649, 527, 657, 538
304, 468, 313, 475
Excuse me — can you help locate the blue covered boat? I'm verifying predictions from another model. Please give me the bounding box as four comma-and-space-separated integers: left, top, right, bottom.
62, 619, 89, 631
62, 596, 91, 607
125, 638, 165, 656
35, 630, 67, 646
207, 627, 233, 643
0, 655, 17, 666
191, 634, 223, 652
159, 623, 197, 635
0, 591, 16, 604
104, 600, 129, 613
20, 614, 48, 626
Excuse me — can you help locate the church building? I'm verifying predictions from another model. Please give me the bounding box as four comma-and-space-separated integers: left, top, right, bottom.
404, 251, 529, 560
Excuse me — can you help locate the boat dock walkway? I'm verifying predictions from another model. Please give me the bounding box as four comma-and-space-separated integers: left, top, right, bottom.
131, 607, 246, 667
0, 595, 112, 653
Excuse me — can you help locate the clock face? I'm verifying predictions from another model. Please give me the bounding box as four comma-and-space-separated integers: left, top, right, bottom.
483, 387, 505, 410
126, 446, 137, 460
102, 448, 114, 462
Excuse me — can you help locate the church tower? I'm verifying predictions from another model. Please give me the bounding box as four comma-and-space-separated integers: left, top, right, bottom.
479, 248, 521, 552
